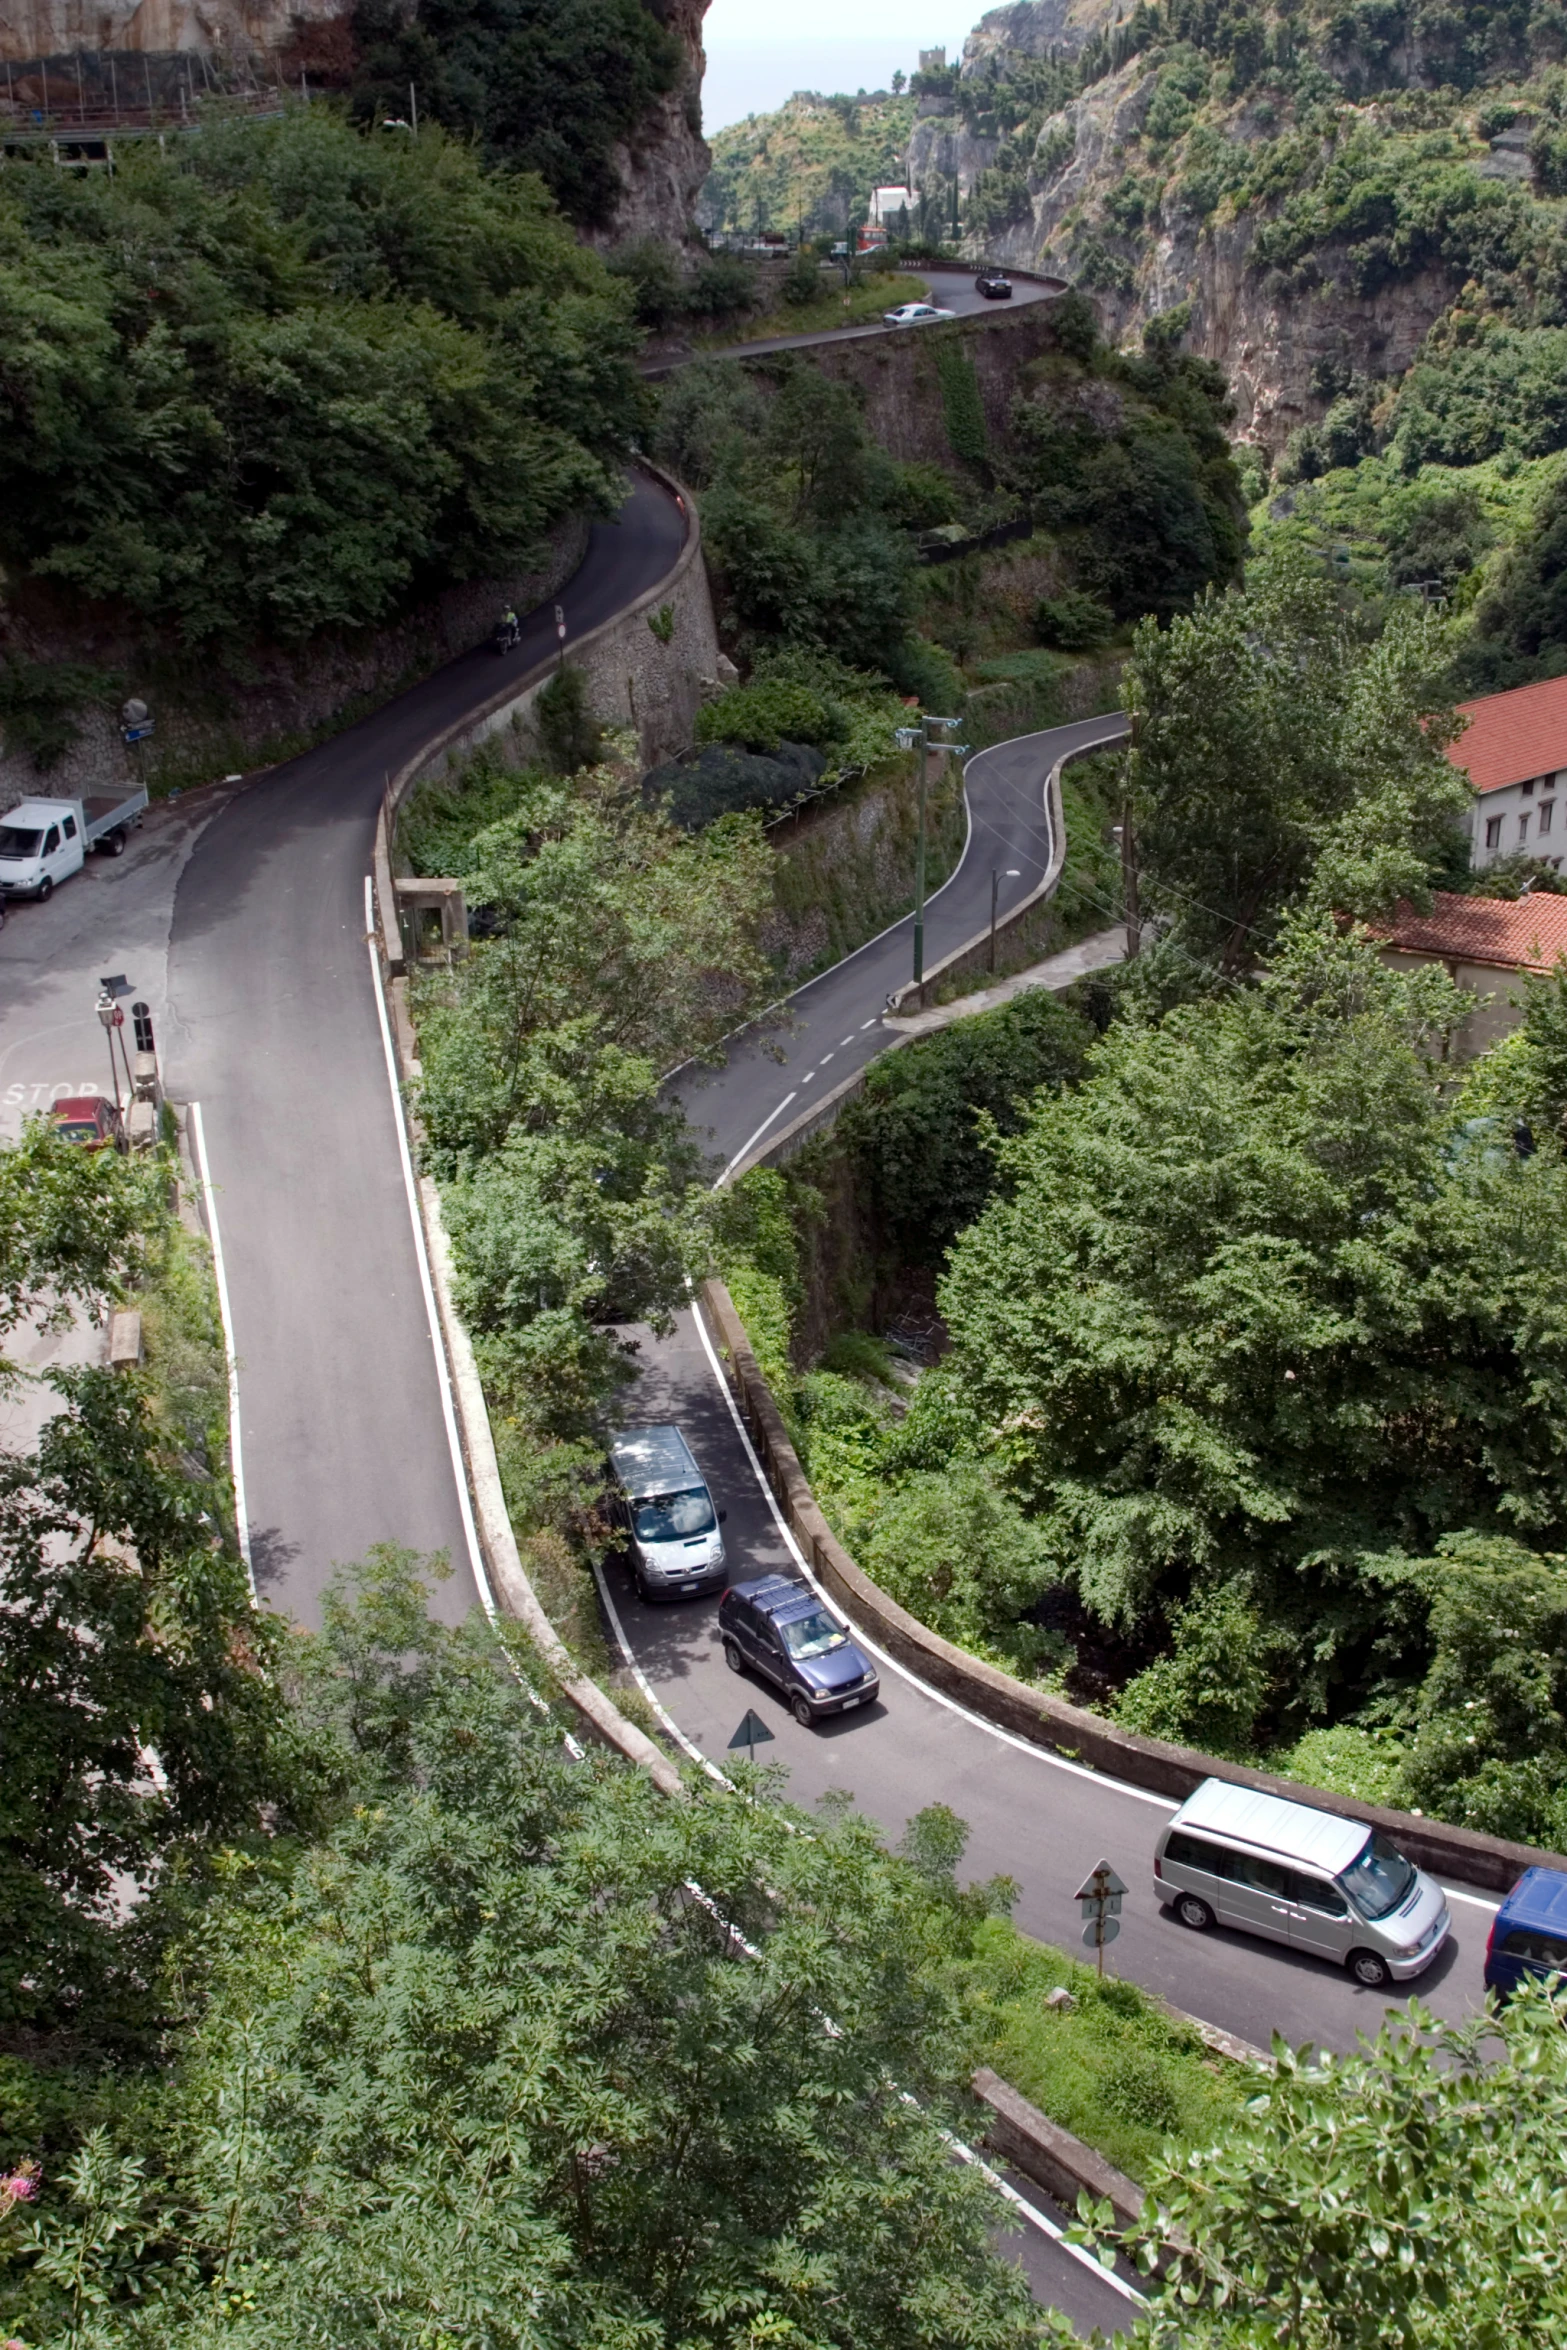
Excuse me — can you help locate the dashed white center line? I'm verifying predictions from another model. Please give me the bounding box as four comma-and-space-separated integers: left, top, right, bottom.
821, 1051, 835, 1063
839, 1035, 855, 1046
801, 1069, 816, 1083
860, 1018, 876, 1029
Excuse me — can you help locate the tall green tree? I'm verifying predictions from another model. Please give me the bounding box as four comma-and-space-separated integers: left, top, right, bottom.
1125, 553, 1469, 970
0, 111, 642, 646
414, 755, 773, 1423
4, 1549, 1041, 2349
921, 921, 1567, 1695
0, 1129, 295, 2036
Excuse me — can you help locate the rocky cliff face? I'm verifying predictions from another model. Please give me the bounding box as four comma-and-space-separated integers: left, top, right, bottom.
591, 0, 710, 248
0, 0, 338, 62
911, 47, 1460, 453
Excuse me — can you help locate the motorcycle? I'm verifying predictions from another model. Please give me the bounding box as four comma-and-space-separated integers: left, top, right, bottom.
492, 617, 521, 655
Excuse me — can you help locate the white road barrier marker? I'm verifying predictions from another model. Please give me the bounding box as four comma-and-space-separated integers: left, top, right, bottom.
362, 874, 490, 1614
189, 1100, 254, 1597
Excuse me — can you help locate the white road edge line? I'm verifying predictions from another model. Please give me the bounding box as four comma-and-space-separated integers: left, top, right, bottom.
1441, 1885, 1501, 1913
685, 1285, 1173, 1808
590, 1555, 733, 1789
939, 2117, 1147, 2308
719, 1090, 797, 1185
189, 1100, 255, 1599
362, 874, 492, 1617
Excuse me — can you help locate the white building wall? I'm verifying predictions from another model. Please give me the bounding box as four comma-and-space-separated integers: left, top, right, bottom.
1471, 765, 1567, 869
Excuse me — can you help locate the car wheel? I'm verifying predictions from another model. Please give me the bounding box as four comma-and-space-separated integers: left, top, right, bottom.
791, 1693, 814, 1728
1350, 1949, 1392, 1989
723, 1639, 743, 1674
104, 829, 126, 857
634, 1575, 654, 1606
1175, 1894, 1214, 1932
37, 877, 52, 903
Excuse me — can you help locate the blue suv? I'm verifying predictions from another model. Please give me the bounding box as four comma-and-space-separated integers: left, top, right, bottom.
1484, 1866, 1567, 2000
718, 1575, 880, 1726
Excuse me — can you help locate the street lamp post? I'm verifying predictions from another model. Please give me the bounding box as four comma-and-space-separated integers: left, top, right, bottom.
895, 716, 967, 993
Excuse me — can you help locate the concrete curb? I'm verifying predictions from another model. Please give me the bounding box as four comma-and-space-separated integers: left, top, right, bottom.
973, 2068, 1145, 2232
415, 1169, 683, 1795
697, 1276, 1567, 1896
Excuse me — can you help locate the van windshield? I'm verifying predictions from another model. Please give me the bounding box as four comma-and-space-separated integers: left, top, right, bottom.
632, 1487, 714, 1542
0, 828, 42, 858
1338, 1831, 1417, 1921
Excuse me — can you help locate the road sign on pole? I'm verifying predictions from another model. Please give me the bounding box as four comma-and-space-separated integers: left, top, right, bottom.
1073, 1858, 1127, 1977
727, 1709, 775, 1765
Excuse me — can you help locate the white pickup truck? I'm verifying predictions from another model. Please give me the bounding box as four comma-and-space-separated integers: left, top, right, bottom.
0, 786, 148, 904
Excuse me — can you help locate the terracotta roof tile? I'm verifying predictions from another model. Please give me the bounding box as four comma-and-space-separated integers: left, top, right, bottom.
1374, 889, 1567, 972
1446, 675, 1567, 795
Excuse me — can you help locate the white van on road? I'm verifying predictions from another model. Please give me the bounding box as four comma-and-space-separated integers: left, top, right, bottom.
0, 787, 148, 902
608, 1424, 727, 1603
1154, 1778, 1451, 1989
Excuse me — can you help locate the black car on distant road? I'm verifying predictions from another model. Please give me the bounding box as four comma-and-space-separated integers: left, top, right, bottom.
975, 269, 1013, 298
719, 1574, 879, 1726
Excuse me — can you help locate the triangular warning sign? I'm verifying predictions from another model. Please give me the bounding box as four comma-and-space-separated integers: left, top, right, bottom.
1073, 1859, 1128, 1903
727, 1708, 776, 1752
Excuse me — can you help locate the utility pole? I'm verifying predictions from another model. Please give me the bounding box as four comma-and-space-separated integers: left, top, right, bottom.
1120, 795, 1140, 958
409, 80, 418, 134
914, 725, 928, 986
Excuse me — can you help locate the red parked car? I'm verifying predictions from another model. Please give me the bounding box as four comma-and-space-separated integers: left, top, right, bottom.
50, 1095, 123, 1151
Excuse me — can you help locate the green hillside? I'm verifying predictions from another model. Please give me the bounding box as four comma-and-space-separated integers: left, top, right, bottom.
699, 88, 921, 240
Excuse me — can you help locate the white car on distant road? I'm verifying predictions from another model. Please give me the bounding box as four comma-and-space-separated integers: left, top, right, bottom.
882, 301, 956, 326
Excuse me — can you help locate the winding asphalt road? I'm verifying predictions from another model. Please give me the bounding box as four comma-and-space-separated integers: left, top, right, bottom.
672, 715, 1127, 1180
0, 281, 1503, 2334
653, 263, 1061, 369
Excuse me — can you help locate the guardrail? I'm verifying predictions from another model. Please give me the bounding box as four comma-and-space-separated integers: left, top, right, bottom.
698, 1275, 1567, 1895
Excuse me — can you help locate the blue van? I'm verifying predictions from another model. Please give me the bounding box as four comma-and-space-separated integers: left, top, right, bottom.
1484, 1866, 1567, 1999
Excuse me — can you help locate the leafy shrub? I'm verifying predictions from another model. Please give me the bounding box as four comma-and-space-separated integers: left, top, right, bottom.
695, 680, 841, 752
683, 253, 760, 320
643, 740, 826, 829
606, 238, 686, 328
0, 659, 119, 773
1034, 590, 1113, 650
781, 247, 824, 307
535, 664, 603, 773
1116, 1584, 1276, 1757
1100, 2048, 1182, 2136
859, 1463, 1057, 1670
839, 986, 1091, 1265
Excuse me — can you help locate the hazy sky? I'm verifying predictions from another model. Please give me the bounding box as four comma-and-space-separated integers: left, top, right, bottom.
701, 0, 975, 131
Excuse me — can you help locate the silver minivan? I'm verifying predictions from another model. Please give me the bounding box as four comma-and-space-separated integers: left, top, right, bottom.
608, 1424, 726, 1602
1154, 1778, 1451, 1988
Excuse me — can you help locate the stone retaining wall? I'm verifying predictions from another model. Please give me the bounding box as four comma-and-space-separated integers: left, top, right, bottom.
375, 462, 716, 975
698, 1276, 1567, 1895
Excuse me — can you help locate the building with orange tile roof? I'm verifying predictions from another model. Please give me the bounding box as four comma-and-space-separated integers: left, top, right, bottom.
1446, 675, 1567, 872
1373, 888, 1567, 1051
